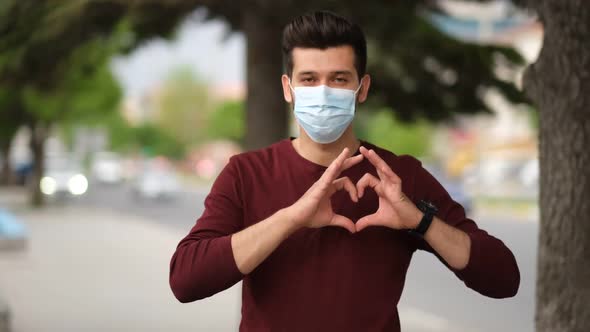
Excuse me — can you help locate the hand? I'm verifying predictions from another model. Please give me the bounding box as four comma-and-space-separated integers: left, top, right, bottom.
285, 148, 364, 233
355, 146, 422, 232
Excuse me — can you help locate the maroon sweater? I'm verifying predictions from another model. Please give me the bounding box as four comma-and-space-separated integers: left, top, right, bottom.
169, 138, 520, 331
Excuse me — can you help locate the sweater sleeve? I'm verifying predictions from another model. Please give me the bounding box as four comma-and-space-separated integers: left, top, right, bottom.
169, 156, 245, 303
409, 157, 520, 299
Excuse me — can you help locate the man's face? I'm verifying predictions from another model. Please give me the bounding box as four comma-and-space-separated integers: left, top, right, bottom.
281, 45, 370, 103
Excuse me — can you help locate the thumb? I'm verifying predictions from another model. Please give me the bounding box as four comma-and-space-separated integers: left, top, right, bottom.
329, 214, 356, 233
355, 213, 379, 232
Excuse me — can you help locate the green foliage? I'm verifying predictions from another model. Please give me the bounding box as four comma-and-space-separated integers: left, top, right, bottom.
133, 124, 185, 159
16, 40, 123, 151
0, 1, 126, 137
0, 0, 200, 204
106, 113, 135, 152
156, 66, 215, 146
206, 100, 245, 143
0, 0, 196, 129
21, 87, 64, 123
356, 108, 433, 158
57, 39, 122, 123
106, 113, 184, 159
0, 88, 25, 143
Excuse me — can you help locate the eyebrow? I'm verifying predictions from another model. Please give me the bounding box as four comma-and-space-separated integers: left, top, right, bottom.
296, 70, 353, 76
332, 71, 353, 76
297, 71, 317, 77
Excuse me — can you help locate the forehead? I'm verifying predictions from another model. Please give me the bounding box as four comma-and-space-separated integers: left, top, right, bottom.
291, 45, 356, 76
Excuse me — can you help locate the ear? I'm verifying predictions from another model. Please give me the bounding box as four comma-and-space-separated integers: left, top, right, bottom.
357, 74, 371, 103
281, 74, 294, 103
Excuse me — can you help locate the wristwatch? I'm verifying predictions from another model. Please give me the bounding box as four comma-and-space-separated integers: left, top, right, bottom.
409, 200, 438, 237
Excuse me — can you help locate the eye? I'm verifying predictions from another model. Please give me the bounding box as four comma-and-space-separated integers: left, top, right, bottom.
333, 77, 348, 83
301, 77, 314, 83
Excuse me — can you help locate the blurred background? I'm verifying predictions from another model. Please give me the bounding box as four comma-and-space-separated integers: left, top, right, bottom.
0, 1, 541, 331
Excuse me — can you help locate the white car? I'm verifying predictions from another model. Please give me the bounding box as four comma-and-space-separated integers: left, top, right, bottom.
91, 152, 123, 184
132, 161, 181, 200
40, 157, 88, 197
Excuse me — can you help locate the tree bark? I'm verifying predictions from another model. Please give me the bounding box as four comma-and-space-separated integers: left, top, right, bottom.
242, 9, 288, 150
522, 1, 590, 330
0, 137, 13, 185
29, 122, 48, 207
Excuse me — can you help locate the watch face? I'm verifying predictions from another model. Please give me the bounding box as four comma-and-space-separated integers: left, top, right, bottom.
419, 200, 438, 213
426, 202, 438, 213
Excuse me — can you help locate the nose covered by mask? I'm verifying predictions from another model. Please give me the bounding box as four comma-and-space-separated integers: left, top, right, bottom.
290, 79, 363, 144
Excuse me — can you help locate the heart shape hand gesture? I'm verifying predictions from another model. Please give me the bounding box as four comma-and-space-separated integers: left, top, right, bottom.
354, 146, 422, 232
286, 146, 422, 233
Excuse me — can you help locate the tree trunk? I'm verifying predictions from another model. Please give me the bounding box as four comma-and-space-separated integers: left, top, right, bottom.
242, 9, 288, 150
522, 1, 590, 330
29, 122, 48, 207
0, 137, 13, 185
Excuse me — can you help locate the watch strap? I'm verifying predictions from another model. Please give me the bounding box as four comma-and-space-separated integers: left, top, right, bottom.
413, 210, 434, 236
409, 200, 437, 237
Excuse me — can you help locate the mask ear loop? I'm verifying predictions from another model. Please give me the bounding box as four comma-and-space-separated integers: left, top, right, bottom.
354, 77, 364, 96
288, 77, 296, 103
351, 77, 365, 113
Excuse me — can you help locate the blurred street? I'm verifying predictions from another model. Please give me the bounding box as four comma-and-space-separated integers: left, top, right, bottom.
0, 186, 241, 332
78, 181, 210, 232
0, 184, 536, 332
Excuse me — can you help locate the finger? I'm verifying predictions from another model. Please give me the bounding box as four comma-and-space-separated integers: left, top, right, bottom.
369, 149, 401, 183
341, 153, 364, 171
319, 148, 349, 186
356, 173, 381, 198
360, 147, 401, 183
332, 177, 358, 202
375, 166, 389, 182
330, 214, 356, 233
355, 213, 380, 232
359, 147, 388, 180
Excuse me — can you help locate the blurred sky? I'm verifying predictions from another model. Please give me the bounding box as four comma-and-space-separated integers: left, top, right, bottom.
110, 10, 245, 98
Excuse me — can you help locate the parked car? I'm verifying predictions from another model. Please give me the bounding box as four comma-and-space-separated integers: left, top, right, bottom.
91, 151, 123, 184
131, 159, 180, 200
40, 156, 88, 198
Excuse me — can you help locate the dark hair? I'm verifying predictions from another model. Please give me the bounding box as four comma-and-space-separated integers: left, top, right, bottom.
282, 11, 367, 79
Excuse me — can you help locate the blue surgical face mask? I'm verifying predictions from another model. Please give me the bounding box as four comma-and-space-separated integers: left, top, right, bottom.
289, 79, 363, 144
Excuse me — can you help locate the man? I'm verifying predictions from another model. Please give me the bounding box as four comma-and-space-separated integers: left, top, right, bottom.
170, 11, 520, 331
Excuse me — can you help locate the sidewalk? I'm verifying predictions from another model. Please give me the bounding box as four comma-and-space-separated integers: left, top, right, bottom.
0, 195, 241, 331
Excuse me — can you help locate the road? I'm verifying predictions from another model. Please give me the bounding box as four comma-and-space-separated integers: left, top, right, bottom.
73, 181, 537, 332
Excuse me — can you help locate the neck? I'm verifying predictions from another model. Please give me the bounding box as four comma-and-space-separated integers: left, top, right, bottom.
292, 127, 360, 167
